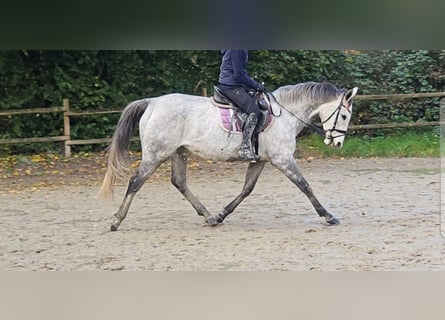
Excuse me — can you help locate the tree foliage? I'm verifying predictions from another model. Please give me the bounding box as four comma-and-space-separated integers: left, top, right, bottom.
0, 50, 444, 154
339, 50, 444, 127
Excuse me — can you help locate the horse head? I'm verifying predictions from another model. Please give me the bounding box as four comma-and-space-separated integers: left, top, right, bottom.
310, 87, 358, 148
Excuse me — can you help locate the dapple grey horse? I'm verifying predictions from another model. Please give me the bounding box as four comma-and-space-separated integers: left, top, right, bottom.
99, 81, 358, 231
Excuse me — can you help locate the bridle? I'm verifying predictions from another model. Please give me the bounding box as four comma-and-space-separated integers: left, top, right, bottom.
321, 92, 351, 142
267, 90, 351, 138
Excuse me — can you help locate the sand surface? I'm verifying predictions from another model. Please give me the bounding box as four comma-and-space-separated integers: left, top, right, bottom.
0, 157, 442, 270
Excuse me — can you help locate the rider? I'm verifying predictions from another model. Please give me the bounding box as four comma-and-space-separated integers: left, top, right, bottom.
217, 50, 265, 161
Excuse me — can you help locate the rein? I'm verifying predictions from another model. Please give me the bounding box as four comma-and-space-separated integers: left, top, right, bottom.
267, 91, 324, 135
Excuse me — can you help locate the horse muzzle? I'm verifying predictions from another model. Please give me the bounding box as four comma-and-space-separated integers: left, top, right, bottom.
324, 131, 345, 148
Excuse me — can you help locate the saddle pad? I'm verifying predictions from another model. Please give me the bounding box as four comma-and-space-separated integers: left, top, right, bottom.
218, 107, 243, 134
217, 107, 274, 134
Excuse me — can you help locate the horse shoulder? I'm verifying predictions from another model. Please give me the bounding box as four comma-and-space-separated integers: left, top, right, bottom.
259, 113, 298, 154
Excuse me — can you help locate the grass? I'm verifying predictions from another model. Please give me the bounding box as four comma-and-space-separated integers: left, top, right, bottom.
296, 131, 440, 158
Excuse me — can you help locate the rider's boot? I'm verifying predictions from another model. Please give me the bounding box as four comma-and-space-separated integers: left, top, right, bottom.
239, 113, 260, 162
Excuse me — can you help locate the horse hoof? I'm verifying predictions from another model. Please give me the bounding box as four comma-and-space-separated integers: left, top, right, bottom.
326, 217, 340, 225
110, 224, 119, 231
206, 216, 220, 226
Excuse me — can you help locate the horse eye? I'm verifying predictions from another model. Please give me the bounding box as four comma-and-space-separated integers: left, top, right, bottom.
341, 114, 347, 120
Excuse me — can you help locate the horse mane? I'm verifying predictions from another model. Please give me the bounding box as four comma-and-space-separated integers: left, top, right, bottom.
273, 81, 343, 106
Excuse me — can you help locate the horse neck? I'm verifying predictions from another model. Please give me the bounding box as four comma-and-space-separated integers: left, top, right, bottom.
279, 97, 320, 121
273, 82, 344, 120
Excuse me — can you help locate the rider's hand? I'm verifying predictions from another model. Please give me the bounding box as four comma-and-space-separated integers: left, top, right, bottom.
257, 83, 266, 92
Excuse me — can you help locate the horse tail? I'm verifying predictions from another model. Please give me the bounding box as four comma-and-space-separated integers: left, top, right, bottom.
99, 98, 150, 200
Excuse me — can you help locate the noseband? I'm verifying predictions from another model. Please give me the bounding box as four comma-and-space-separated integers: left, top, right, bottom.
321, 92, 351, 141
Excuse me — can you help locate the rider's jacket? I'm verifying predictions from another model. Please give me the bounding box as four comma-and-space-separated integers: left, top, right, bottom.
218, 50, 260, 90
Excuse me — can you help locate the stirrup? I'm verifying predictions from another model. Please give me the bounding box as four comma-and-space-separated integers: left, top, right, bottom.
239, 148, 260, 162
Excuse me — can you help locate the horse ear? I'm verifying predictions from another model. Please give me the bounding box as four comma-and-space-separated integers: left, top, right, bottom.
345, 87, 359, 102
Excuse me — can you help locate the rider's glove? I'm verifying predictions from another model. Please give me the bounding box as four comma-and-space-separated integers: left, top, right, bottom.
257, 82, 266, 92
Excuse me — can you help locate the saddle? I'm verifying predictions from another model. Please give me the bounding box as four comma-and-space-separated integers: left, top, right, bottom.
212, 86, 274, 135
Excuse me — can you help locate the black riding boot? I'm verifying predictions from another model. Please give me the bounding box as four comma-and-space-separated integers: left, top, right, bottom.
239, 113, 260, 161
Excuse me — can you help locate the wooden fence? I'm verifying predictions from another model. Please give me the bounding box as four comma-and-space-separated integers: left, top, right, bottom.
0, 99, 124, 157
1, 92, 445, 157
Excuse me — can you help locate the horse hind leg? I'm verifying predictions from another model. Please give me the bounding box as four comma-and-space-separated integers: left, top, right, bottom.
170, 148, 218, 226
111, 159, 163, 231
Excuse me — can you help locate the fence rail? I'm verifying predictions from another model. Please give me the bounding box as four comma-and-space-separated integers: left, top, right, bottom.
0, 106, 66, 116
1, 92, 444, 157
354, 92, 445, 100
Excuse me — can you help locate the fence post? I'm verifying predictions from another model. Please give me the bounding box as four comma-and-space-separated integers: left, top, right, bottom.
194, 80, 208, 97
63, 98, 71, 157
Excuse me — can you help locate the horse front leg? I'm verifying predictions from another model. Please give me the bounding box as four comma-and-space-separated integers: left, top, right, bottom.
271, 157, 339, 225
170, 148, 218, 226
217, 161, 266, 223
